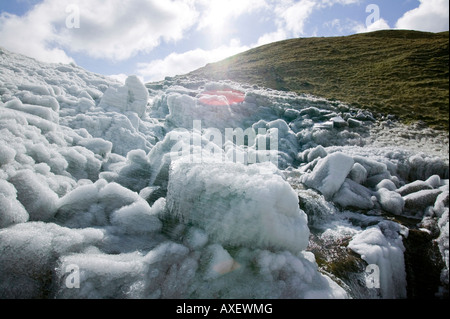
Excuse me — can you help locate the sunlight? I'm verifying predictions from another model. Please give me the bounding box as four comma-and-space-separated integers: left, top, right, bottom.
198, 0, 237, 43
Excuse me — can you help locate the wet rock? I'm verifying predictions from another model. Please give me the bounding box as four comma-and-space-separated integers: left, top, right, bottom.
403, 229, 447, 299
308, 233, 380, 299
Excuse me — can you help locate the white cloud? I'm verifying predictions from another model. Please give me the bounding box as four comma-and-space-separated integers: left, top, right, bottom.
137, 39, 249, 82
274, 0, 317, 37
256, 29, 289, 46
395, 0, 449, 32
196, 0, 268, 33
353, 18, 391, 34
0, 9, 74, 64
0, 0, 199, 63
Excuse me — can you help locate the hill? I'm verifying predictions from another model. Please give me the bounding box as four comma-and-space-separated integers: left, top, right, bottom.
189, 30, 449, 131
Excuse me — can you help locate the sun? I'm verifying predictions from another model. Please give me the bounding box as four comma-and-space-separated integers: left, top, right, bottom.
198, 0, 236, 43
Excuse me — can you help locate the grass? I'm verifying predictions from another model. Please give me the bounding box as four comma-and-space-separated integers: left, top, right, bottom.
189, 30, 449, 131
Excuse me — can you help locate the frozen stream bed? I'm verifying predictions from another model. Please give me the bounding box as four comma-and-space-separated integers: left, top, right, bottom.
0, 47, 448, 299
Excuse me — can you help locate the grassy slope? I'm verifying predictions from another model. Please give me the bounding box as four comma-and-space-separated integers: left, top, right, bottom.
189, 30, 449, 131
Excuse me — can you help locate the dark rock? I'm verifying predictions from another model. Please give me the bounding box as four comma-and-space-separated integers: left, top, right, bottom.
348, 118, 363, 128
403, 229, 447, 299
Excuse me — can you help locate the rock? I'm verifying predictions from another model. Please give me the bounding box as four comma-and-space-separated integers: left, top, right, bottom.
301, 152, 355, 200
349, 163, 368, 184
404, 189, 443, 213
403, 229, 446, 298
397, 180, 433, 196
331, 116, 348, 129
333, 179, 375, 210
377, 188, 405, 215
376, 179, 397, 192
348, 118, 363, 128
300, 107, 321, 118
307, 145, 328, 163
284, 109, 301, 121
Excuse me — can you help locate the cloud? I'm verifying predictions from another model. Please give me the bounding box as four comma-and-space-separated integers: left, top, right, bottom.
0, 9, 74, 64
196, 0, 268, 32
273, 0, 317, 37
139, 0, 368, 82
0, 0, 199, 63
395, 0, 449, 32
256, 29, 289, 46
353, 18, 391, 34
137, 39, 249, 82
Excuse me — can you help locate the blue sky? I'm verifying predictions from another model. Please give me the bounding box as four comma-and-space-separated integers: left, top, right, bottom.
0, 0, 448, 82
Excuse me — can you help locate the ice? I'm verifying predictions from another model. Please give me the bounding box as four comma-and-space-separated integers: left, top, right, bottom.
348, 221, 407, 299
0, 142, 16, 165
99, 75, 148, 118
101, 149, 152, 193
56, 180, 162, 232
110, 197, 163, 234
166, 161, 310, 253
9, 169, 58, 222
333, 178, 375, 210
376, 179, 397, 191
5, 99, 59, 123
377, 188, 405, 215
349, 162, 368, 184
0, 180, 28, 228
404, 189, 443, 215
397, 180, 433, 196
0, 222, 104, 298
77, 138, 113, 158
0, 47, 448, 299
301, 152, 355, 200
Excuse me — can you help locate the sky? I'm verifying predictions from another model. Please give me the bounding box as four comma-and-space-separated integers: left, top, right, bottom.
0, 0, 448, 83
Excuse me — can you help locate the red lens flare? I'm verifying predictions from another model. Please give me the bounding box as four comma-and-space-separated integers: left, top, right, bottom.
198, 89, 245, 106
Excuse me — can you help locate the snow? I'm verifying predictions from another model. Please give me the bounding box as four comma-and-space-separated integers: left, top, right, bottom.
0, 47, 449, 299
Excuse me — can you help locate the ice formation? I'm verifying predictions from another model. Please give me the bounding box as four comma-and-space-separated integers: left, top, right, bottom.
0, 47, 449, 299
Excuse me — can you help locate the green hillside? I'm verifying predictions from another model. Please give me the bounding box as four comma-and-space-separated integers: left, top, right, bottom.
189, 30, 449, 131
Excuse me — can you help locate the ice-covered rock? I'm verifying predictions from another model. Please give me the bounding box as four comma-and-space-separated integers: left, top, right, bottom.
397, 180, 433, 196
167, 162, 310, 253
0, 222, 104, 298
349, 162, 368, 184
377, 188, 405, 215
301, 152, 354, 200
348, 221, 407, 299
9, 169, 58, 222
404, 189, 443, 214
333, 178, 374, 210
99, 75, 148, 118
55, 180, 162, 233
0, 180, 29, 228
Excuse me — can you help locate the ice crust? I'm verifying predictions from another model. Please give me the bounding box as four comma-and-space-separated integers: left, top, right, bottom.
0, 47, 448, 299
